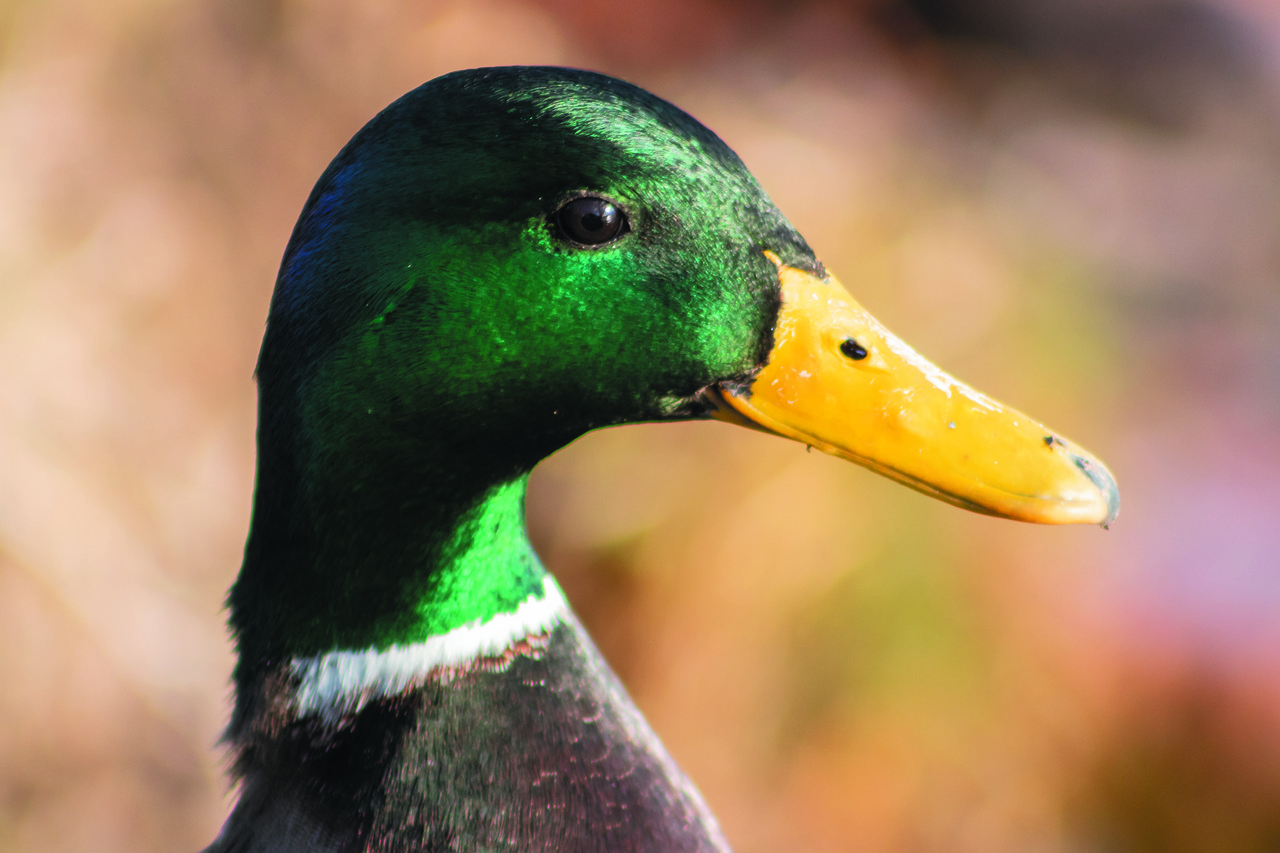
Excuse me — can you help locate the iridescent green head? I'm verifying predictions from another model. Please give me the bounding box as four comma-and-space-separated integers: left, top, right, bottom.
263, 67, 814, 471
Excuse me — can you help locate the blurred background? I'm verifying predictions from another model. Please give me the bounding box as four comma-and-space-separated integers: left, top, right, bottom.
1, 0, 1279, 851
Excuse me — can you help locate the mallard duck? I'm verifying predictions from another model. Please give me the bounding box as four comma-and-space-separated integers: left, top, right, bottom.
206, 66, 1118, 852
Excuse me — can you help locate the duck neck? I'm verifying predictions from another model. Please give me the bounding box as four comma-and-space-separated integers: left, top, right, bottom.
231, 458, 555, 692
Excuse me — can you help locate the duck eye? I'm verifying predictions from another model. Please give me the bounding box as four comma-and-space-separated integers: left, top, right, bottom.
555, 196, 628, 246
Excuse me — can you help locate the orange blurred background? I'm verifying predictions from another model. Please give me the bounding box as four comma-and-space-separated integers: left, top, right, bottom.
2, 1, 1278, 851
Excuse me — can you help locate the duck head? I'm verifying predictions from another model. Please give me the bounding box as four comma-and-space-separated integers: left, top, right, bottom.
232, 67, 1117, 702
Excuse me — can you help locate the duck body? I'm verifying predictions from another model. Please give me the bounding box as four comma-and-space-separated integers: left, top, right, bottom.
214, 613, 726, 851
208, 67, 1117, 852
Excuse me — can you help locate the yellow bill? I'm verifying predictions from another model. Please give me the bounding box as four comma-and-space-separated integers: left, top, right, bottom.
711, 253, 1119, 527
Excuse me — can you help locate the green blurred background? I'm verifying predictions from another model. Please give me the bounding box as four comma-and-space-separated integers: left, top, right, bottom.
1, 1, 1278, 851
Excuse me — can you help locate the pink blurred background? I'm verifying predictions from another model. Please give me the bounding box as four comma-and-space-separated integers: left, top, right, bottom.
1, 1, 1278, 851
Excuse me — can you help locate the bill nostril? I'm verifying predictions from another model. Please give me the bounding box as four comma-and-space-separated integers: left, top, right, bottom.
840, 338, 868, 361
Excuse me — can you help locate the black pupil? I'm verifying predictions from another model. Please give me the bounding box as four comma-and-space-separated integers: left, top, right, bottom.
840, 338, 868, 360
558, 197, 625, 245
